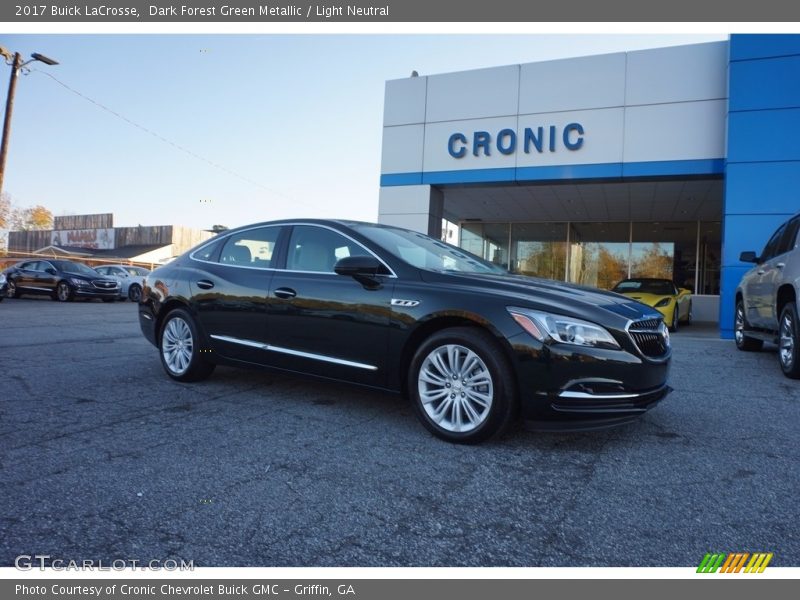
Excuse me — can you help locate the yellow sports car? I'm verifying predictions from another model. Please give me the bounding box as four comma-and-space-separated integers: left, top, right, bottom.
612, 278, 692, 332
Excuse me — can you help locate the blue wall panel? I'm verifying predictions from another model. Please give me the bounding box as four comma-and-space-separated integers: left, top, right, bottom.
730, 34, 800, 62
726, 162, 800, 215
727, 108, 800, 163
729, 55, 800, 111
721, 34, 800, 338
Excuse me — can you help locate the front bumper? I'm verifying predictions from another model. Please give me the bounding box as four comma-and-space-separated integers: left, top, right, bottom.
508, 331, 671, 431
74, 287, 119, 299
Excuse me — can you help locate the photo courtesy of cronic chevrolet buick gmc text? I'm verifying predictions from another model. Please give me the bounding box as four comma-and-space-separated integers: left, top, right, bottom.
138, 220, 672, 443
736, 212, 800, 378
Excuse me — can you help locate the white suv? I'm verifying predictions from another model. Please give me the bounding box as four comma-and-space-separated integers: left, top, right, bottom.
735, 213, 800, 378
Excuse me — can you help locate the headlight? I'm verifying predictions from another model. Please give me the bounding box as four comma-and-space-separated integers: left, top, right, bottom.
507, 307, 620, 349
655, 298, 672, 308
69, 278, 88, 287
0, 273, 6, 284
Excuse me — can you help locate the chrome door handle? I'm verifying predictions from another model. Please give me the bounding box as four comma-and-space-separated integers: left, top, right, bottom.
274, 287, 297, 299
196, 280, 215, 290
776, 263, 785, 269
757, 270, 766, 275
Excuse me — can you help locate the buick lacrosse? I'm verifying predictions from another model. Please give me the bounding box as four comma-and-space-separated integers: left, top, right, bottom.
138, 219, 671, 443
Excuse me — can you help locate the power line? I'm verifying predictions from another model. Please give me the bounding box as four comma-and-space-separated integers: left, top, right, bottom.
32, 68, 313, 208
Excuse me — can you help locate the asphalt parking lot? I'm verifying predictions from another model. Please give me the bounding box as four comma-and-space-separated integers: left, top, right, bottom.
0, 297, 798, 567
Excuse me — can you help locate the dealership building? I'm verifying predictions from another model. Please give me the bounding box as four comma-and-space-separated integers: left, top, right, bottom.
378, 34, 800, 338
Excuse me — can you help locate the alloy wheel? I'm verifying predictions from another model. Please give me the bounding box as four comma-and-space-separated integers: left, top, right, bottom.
417, 344, 493, 434
57, 282, 71, 302
161, 316, 194, 376
734, 305, 745, 345
7, 280, 16, 298
779, 311, 795, 371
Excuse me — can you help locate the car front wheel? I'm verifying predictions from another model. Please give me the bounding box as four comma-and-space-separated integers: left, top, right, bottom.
778, 303, 800, 379
56, 281, 74, 302
128, 284, 142, 302
7, 280, 17, 299
409, 327, 517, 444
159, 308, 215, 382
670, 306, 679, 333
734, 299, 763, 351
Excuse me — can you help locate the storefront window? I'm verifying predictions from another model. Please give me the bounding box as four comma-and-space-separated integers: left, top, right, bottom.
510, 223, 567, 279
459, 222, 510, 269
698, 221, 721, 295
631, 222, 697, 289
567, 222, 629, 290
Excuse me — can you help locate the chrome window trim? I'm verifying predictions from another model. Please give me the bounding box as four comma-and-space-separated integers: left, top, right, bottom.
189, 222, 397, 278
210, 334, 378, 371
558, 390, 640, 400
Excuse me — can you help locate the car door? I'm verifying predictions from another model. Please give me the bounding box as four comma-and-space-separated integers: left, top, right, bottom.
265, 224, 395, 387
757, 219, 798, 330
11, 261, 37, 293
36, 260, 60, 295
189, 225, 284, 364
746, 223, 786, 328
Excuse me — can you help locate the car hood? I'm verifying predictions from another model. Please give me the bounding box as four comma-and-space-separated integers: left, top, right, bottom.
420, 270, 663, 326
615, 291, 672, 306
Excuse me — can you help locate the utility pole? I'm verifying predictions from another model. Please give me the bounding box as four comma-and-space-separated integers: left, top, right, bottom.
0, 52, 21, 198
0, 49, 58, 199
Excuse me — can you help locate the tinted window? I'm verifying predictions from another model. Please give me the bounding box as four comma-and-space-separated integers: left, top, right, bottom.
761, 223, 787, 262
613, 279, 676, 295
219, 227, 281, 268
779, 217, 800, 255
95, 267, 109, 275
286, 226, 362, 273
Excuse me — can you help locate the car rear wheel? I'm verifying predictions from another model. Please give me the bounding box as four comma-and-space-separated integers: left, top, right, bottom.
778, 303, 800, 379
128, 284, 142, 302
735, 299, 763, 351
56, 281, 74, 302
409, 327, 517, 444
159, 308, 215, 382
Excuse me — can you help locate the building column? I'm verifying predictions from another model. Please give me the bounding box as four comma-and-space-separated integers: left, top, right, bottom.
378, 184, 443, 238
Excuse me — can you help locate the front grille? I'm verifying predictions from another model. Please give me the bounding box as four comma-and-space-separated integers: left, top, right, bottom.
92, 280, 117, 290
628, 319, 669, 358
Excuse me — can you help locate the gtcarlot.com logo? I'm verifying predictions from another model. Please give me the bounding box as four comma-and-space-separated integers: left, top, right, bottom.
697, 552, 773, 573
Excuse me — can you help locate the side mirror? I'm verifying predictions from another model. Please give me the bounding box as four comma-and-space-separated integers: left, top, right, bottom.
334, 255, 381, 277
739, 251, 759, 263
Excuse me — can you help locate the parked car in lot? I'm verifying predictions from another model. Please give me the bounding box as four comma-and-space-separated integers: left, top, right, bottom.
0, 272, 7, 302
3, 259, 120, 302
736, 212, 800, 378
138, 219, 672, 443
94, 264, 150, 301
611, 278, 692, 332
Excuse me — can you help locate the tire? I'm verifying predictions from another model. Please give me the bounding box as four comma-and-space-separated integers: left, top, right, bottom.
408, 327, 517, 444
6, 280, 17, 299
778, 303, 800, 379
128, 284, 142, 303
685, 301, 693, 326
56, 281, 74, 302
159, 308, 215, 382
670, 306, 679, 333
734, 299, 763, 351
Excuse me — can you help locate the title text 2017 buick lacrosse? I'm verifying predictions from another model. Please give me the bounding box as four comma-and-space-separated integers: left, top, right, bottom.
138, 220, 671, 443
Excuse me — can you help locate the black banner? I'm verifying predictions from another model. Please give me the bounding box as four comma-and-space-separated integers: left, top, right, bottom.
3, 0, 800, 22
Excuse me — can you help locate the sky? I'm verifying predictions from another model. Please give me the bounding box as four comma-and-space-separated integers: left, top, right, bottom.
0, 33, 727, 231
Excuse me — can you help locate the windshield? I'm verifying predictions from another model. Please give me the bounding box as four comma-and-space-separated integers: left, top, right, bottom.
613, 279, 676, 295
352, 224, 507, 274
51, 261, 100, 276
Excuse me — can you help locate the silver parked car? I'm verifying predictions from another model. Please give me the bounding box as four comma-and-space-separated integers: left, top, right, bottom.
736, 212, 800, 378
93, 264, 150, 302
